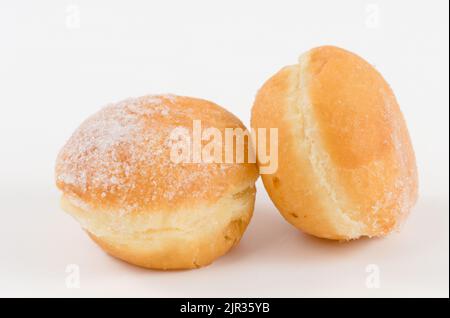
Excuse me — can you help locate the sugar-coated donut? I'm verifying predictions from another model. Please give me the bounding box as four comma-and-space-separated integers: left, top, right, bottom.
251, 46, 418, 240
56, 95, 258, 269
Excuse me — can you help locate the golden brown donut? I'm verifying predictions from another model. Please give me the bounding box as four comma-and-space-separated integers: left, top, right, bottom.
251, 46, 418, 240
56, 94, 258, 269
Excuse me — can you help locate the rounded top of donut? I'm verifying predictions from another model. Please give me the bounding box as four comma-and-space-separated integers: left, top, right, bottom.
305, 46, 417, 232
251, 45, 418, 238
56, 94, 258, 214
305, 46, 398, 168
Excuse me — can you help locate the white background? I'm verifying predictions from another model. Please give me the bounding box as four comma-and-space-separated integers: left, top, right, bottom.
0, 0, 448, 297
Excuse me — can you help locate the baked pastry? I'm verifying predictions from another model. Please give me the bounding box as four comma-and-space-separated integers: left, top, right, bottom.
56, 94, 258, 269
251, 46, 418, 240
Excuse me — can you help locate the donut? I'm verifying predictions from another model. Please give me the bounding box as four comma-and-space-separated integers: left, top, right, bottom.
56, 95, 258, 269
251, 46, 418, 240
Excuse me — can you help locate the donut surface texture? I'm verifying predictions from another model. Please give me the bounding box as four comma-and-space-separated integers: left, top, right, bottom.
251, 46, 418, 240
56, 95, 258, 269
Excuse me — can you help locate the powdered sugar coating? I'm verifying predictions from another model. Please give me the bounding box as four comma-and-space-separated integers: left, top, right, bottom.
56, 95, 258, 214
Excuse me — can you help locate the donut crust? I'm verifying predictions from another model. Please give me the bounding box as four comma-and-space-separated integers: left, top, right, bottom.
251, 46, 418, 240
56, 95, 258, 269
